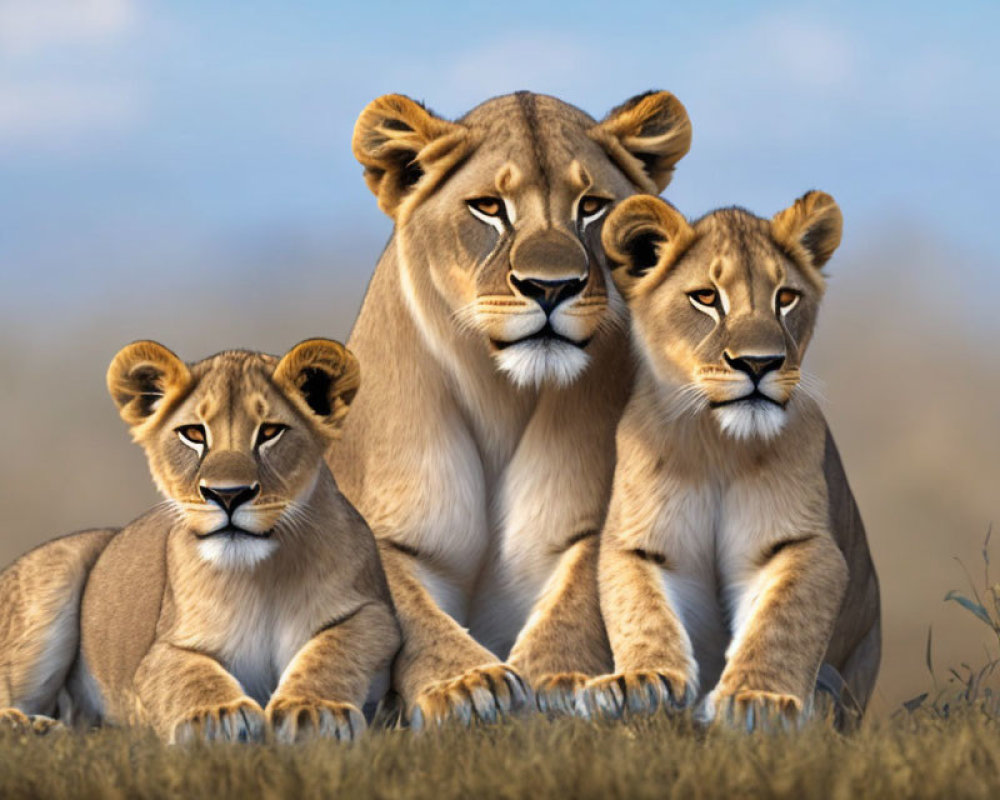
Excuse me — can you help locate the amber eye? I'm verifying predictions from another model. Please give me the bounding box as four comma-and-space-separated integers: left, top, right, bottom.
176, 425, 206, 445
777, 288, 801, 311
467, 197, 505, 218
688, 288, 718, 307
256, 423, 287, 448
579, 195, 610, 219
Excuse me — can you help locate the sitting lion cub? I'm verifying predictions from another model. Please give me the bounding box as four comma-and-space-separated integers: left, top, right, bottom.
585, 192, 880, 728
0, 339, 400, 742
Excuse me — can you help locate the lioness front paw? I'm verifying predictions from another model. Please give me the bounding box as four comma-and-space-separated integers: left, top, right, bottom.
533, 672, 590, 717
267, 696, 365, 744
410, 664, 532, 730
170, 697, 266, 744
704, 689, 803, 732
579, 669, 694, 720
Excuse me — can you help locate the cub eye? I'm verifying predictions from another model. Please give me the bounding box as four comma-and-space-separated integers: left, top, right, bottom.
467, 197, 506, 220
255, 423, 287, 448
776, 288, 801, 312
578, 195, 610, 220
688, 288, 718, 307
176, 425, 206, 447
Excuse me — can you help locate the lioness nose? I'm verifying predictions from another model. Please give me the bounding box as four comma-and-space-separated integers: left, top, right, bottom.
200, 483, 260, 514
724, 353, 785, 381
510, 275, 586, 315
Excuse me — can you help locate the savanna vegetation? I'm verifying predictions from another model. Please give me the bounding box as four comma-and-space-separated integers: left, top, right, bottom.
2, 533, 999, 799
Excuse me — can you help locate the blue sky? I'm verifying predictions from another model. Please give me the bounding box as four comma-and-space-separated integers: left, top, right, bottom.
1, 0, 997, 320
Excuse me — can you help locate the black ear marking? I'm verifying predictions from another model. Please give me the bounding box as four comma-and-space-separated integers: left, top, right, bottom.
801, 218, 838, 263
125, 365, 166, 417
382, 117, 414, 132
299, 367, 334, 417
399, 156, 424, 189
625, 231, 666, 277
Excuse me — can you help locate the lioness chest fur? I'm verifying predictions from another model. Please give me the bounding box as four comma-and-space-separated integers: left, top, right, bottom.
0, 340, 399, 743
585, 193, 881, 728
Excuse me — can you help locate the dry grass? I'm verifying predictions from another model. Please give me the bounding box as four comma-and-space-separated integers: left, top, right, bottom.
0, 711, 998, 800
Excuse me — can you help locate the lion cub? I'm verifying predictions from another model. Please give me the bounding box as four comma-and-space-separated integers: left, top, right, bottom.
584, 192, 880, 728
0, 339, 400, 742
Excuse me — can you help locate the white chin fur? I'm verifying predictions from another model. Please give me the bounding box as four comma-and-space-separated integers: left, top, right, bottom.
197, 535, 278, 570
713, 400, 787, 441
495, 339, 589, 389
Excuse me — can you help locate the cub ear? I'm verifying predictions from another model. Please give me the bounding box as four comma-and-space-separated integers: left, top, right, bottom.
591, 91, 692, 193
352, 94, 470, 220
107, 341, 191, 430
771, 191, 843, 270
272, 338, 360, 439
602, 195, 695, 299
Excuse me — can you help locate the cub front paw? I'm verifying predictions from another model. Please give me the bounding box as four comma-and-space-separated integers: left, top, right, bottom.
0, 708, 65, 735
533, 672, 590, 717
410, 664, 532, 730
266, 697, 365, 744
170, 697, 266, 744
580, 669, 694, 720
705, 688, 803, 732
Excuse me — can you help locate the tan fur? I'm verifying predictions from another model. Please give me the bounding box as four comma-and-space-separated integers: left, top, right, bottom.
586, 193, 880, 728
331, 90, 692, 725
0, 340, 399, 743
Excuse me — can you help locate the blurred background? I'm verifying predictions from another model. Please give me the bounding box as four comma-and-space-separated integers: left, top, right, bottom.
1, 0, 997, 715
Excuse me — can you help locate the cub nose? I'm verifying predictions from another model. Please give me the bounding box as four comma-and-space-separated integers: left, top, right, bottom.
724, 353, 785, 381
199, 483, 260, 514
510, 275, 586, 315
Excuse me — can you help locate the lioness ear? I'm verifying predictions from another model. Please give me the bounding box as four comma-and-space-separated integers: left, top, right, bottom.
352, 94, 469, 220
107, 341, 191, 430
602, 195, 695, 299
771, 191, 843, 270
591, 91, 692, 193
273, 338, 360, 438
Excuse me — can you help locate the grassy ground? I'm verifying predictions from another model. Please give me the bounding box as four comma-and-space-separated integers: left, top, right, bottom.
1, 710, 998, 799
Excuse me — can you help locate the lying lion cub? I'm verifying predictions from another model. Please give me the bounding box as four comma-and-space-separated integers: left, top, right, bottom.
585, 192, 880, 728
0, 339, 399, 742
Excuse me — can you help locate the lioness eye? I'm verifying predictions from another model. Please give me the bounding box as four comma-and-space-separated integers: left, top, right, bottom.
467, 197, 504, 218
578, 195, 610, 219
688, 288, 717, 307
256, 423, 287, 447
777, 288, 801, 311
176, 425, 206, 445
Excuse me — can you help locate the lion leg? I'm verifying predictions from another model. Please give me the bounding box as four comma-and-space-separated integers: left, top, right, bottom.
507, 535, 613, 716
133, 642, 265, 744
266, 601, 399, 743
705, 536, 848, 731
578, 531, 698, 720
0, 529, 114, 720
379, 546, 531, 730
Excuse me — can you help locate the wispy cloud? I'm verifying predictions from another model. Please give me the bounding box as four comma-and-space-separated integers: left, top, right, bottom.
0, 0, 136, 56
447, 33, 587, 101
0, 0, 142, 152
0, 77, 141, 152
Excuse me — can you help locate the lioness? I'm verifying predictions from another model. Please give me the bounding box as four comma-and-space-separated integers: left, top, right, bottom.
585, 192, 880, 728
332, 90, 692, 724
0, 339, 399, 742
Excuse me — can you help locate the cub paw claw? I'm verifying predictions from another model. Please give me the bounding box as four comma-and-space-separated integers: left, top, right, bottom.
533, 672, 590, 717
580, 670, 693, 720
410, 664, 532, 730
171, 698, 266, 744
707, 689, 803, 732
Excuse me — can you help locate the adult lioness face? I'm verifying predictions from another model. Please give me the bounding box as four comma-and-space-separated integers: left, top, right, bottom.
106, 339, 359, 568
602, 192, 843, 440
353, 91, 692, 388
